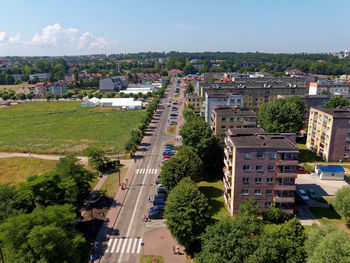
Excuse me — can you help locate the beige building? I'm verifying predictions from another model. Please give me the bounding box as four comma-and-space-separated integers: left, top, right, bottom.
224, 128, 298, 215
184, 94, 203, 115
306, 107, 350, 162
210, 106, 257, 144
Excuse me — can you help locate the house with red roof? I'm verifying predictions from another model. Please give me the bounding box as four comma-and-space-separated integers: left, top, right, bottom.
167, 69, 184, 77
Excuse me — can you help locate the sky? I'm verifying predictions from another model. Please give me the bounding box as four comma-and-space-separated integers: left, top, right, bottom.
0, 0, 349, 56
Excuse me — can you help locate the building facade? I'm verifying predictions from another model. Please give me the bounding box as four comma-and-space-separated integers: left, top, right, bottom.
210, 106, 257, 144
306, 107, 350, 162
309, 81, 350, 96
99, 76, 128, 92
223, 128, 298, 215
184, 94, 203, 115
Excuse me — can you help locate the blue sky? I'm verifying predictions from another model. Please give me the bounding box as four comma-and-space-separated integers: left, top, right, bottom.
0, 0, 349, 56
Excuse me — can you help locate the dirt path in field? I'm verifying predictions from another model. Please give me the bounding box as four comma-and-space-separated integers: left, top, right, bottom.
0, 152, 89, 164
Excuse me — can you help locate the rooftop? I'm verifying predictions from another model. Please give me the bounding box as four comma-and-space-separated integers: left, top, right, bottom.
316, 165, 345, 173
312, 107, 350, 118
213, 106, 256, 116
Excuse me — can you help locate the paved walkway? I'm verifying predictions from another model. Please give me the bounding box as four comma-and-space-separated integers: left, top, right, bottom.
175, 82, 185, 147
143, 227, 185, 263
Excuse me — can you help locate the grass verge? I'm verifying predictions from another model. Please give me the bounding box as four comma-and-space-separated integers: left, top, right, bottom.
297, 143, 323, 163
140, 255, 164, 263
198, 179, 230, 220
100, 165, 129, 197
166, 125, 176, 135
0, 82, 33, 92
0, 157, 58, 185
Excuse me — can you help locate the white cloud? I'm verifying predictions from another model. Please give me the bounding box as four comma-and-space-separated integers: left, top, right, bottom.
29, 23, 77, 45
8, 33, 20, 43
0, 32, 6, 41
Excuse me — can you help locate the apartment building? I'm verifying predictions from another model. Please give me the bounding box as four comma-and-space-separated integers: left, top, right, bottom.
203, 93, 243, 123
184, 94, 203, 115
99, 76, 128, 92
210, 106, 257, 144
309, 81, 350, 96
223, 128, 298, 215
306, 107, 350, 162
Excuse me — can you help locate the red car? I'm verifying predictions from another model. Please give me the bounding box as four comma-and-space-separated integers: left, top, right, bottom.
297, 167, 310, 174
162, 155, 170, 160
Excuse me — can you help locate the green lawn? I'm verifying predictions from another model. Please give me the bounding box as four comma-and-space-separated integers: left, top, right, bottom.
166, 125, 176, 135
140, 255, 164, 263
198, 179, 230, 220
0, 102, 145, 154
100, 165, 128, 197
297, 143, 323, 163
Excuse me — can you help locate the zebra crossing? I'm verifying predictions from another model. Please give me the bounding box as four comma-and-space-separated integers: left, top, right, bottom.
136, 168, 158, 175
105, 237, 143, 255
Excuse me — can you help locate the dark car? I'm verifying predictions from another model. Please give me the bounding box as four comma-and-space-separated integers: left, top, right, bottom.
153, 199, 165, 206
154, 193, 167, 200
157, 187, 167, 194
155, 174, 162, 184
170, 114, 178, 117
165, 144, 175, 149
163, 150, 175, 156
149, 205, 166, 213
149, 210, 163, 219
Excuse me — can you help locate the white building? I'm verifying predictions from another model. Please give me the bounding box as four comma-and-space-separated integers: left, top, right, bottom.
309, 81, 350, 95
99, 98, 142, 110
81, 97, 100, 107
315, 165, 345, 181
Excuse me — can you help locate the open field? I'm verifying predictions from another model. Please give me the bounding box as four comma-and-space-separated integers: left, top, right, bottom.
0, 157, 58, 185
0, 101, 145, 154
0, 82, 33, 92
198, 179, 230, 220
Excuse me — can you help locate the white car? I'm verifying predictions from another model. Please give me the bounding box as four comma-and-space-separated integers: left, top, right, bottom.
297, 189, 309, 201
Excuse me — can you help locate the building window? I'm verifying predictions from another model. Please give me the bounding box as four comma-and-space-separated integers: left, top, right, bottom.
344, 153, 349, 159
237, 117, 242, 122
230, 117, 234, 121
254, 189, 261, 195
282, 166, 291, 172
242, 189, 249, 196
243, 165, 250, 171
237, 126, 241, 128
255, 178, 262, 184
266, 189, 273, 195
268, 153, 276, 159
345, 145, 350, 150
267, 178, 274, 183
243, 178, 250, 184
256, 165, 263, 172
221, 134, 225, 138
257, 152, 264, 158
237, 99, 242, 103
268, 165, 274, 172
244, 153, 251, 159
346, 136, 350, 142
222, 117, 226, 122
221, 126, 226, 130
265, 201, 272, 207
230, 99, 235, 104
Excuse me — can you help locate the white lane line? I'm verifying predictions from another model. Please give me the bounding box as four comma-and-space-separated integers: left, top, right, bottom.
116, 238, 123, 253
110, 239, 118, 253
126, 238, 133, 253
131, 238, 138, 254
120, 238, 129, 254
105, 238, 113, 253
137, 239, 142, 254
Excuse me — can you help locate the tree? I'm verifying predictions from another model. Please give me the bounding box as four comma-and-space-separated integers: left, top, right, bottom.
0, 184, 18, 221
77, 94, 84, 100
180, 117, 212, 148
321, 89, 331, 95
261, 204, 293, 224
45, 93, 52, 100
17, 93, 26, 100
324, 95, 350, 108
27, 93, 34, 101
164, 178, 211, 251
88, 93, 93, 99
258, 96, 306, 133
185, 82, 194, 94
85, 147, 118, 173
182, 107, 195, 122
55, 94, 60, 101
334, 186, 350, 221
161, 147, 203, 191
0, 204, 87, 263
305, 223, 350, 263
183, 61, 196, 75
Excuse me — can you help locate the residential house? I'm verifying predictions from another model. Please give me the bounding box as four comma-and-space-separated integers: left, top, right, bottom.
167, 69, 184, 77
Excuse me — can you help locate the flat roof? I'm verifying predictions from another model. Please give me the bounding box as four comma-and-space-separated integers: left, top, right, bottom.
213, 106, 256, 116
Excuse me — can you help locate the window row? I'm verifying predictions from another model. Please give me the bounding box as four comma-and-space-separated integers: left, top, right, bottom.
243, 177, 274, 184
244, 152, 276, 159
242, 189, 273, 196
243, 165, 276, 172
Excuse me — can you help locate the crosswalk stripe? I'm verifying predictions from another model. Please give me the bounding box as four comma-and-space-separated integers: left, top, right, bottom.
126, 238, 133, 253
136, 168, 140, 174
131, 238, 138, 254
110, 239, 118, 253
154, 169, 157, 174
120, 238, 128, 254
116, 238, 123, 253
137, 239, 142, 254
105, 238, 113, 253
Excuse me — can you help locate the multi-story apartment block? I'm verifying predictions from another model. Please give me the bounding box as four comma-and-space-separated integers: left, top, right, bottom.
203, 93, 243, 123
309, 81, 350, 96
210, 106, 257, 144
184, 94, 203, 115
306, 107, 350, 162
223, 128, 298, 215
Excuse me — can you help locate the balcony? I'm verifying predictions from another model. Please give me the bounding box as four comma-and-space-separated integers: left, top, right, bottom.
224, 148, 232, 159
243, 121, 257, 127
224, 158, 232, 170
273, 196, 295, 203
280, 208, 294, 214
276, 172, 297, 179
276, 160, 298, 166
274, 184, 297, 191
223, 172, 232, 188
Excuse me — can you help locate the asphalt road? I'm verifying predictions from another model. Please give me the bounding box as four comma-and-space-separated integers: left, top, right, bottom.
101, 79, 178, 263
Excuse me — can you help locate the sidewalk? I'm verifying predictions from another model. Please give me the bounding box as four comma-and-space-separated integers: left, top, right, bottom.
175, 82, 185, 147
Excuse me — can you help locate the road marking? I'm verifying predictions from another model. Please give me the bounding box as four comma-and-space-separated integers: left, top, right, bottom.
110, 238, 118, 253
137, 239, 142, 254
105, 238, 113, 253
131, 238, 139, 254
116, 237, 123, 253
126, 238, 133, 253
120, 237, 128, 254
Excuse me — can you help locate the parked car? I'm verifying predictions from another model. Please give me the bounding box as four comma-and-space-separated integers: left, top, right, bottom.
149, 205, 166, 213
154, 193, 167, 200
172, 102, 178, 105
162, 155, 170, 160
162, 158, 169, 163
156, 184, 164, 189
297, 189, 309, 201
163, 151, 175, 156
170, 113, 178, 117
153, 199, 165, 206
297, 167, 310, 174
149, 210, 163, 219
168, 121, 177, 126
165, 144, 175, 149
308, 188, 317, 199
157, 187, 166, 194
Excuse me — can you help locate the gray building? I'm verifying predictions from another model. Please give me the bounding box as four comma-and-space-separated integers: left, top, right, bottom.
99, 76, 128, 92
203, 92, 243, 123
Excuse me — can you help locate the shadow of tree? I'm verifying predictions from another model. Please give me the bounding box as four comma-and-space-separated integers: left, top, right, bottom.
198, 185, 225, 216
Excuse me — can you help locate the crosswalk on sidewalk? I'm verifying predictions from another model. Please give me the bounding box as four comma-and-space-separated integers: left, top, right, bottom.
105, 237, 143, 254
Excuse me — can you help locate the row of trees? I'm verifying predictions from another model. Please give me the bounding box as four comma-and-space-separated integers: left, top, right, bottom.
0, 155, 95, 262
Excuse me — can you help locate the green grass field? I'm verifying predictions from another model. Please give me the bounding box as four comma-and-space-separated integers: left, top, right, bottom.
0, 102, 145, 154
0, 157, 58, 185
0, 82, 33, 92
